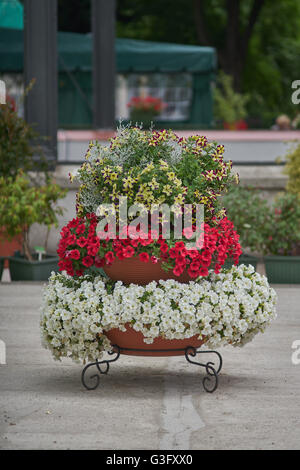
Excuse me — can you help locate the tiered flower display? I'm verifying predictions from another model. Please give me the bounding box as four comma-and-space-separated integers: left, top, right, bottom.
41, 126, 276, 362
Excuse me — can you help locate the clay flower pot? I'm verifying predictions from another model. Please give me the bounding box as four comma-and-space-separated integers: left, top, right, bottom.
0, 229, 22, 268
103, 256, 191, 285
105, 323, 205, 357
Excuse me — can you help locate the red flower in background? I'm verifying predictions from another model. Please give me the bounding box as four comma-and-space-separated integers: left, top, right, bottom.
127, 96, 165, 113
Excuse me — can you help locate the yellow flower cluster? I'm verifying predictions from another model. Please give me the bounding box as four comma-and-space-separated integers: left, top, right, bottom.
193, 190, 209, 205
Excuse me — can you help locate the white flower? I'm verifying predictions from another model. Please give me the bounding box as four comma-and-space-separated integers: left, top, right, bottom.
40, 266, 277, 363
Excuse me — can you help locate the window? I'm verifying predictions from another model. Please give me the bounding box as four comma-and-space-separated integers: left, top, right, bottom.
116, 73, 193, 122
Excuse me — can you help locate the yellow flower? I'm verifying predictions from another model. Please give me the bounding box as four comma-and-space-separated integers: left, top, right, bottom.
216, 208, 226, 218
162, 184, 172, 196
159, 160, 169, 170
204, 170, 215, 181
174, 193, 185, 205
173, 177, 182, 187
101, 167, 112, 178
148, 178, 159, 190
167, 172, 176, 181
110, 172, 118, 181
123, 176, 135, 191
141, 162, 155, 174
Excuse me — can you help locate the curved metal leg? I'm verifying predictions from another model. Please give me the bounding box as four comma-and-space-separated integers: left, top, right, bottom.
81, 344, 223, 393
81, 345, 121, 390
185, 346, 222, 393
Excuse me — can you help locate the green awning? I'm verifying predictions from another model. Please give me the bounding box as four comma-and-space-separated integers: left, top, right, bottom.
0, 0, 23, 30
115, 38, 216, 73
0, 28, 217, 73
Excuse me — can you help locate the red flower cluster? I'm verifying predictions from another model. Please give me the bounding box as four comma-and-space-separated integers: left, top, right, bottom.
57, 213, 101, 276
57, 215, 242, 279
148, 218, 242, 278
127, 96, 165, 113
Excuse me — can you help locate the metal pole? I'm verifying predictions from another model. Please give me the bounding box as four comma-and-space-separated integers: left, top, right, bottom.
24, 0, 57, 161
92, 0, 116, 129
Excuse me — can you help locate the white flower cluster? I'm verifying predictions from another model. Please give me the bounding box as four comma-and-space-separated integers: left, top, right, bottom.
40, 265, 277, 363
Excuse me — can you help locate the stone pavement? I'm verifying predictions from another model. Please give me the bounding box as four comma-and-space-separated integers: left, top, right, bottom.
0, 282, 299, 450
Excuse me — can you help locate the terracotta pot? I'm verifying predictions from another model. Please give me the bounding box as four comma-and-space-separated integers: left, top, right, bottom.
105, 324, 205, 357
0, 229, 22, 268
103, 256, 191, 285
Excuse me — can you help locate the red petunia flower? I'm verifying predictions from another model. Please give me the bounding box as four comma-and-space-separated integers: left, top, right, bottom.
199, 267, 209, 276
105, 252, 115, 265
123, 246, 135, 258
66, 234, 76, 245
173, 265, 184, 277
139, 252, 150, 263
160, 243, 169, 254
87, 244, 100, 257
82, 256, 94, 268
70, 249, 80, 260
116, 248, 125, 260
77, 237, 87, 248
76, 224, 86, 235
94, 256, 105, 268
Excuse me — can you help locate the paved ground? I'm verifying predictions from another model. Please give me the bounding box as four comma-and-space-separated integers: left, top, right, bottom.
0, 282, 299, 450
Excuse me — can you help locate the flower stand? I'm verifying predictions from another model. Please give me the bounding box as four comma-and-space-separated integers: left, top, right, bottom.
81, 344, 223, 393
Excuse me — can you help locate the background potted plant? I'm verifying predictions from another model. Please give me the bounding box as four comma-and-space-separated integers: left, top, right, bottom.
284, 141, 300, 196
127, 95, 165, 128
259, 141, 300, 283
0, 86, 48, 268
222, 185, 268, 269
214, 72, 249, 130
0, 171, 67, 281
224, 184, 300, 283
0, 255, 4, 281
263, 192, 300, 283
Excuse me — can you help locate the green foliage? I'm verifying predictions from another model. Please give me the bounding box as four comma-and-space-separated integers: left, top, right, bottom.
0, 102, 48, 180
224, 186, 300, 256
214, 72, 249, 125
0, 171, 67, 260
243, 0, 300, 126
283, 143, 300, 197
263, 192, 300, 256
223, 185, 269, 254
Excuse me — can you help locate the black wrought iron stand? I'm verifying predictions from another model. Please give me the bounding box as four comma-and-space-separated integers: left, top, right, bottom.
81, 345, 223, 393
